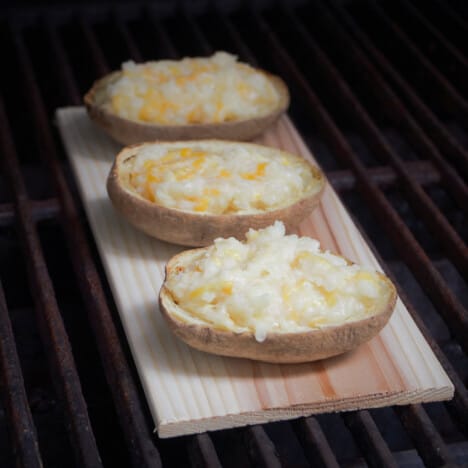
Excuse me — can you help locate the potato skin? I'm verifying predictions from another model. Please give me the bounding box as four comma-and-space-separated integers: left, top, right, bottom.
159, 249, 397, 364
84, 70, 290, 144
106, 141, 325, 246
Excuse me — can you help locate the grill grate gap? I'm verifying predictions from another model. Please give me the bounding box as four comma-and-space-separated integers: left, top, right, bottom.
92, 17, 130, 71
156, 436, 193, 467
342, 191, 400, 261
24, 22, 63, 116
228, 10, 279, 82
59, 19, 98, 96
424, 184, 467, 242
262, 421, 309, 468
0, 226, 34, 310
342, 411, 399, 467
162, 14, 205, 58
367, 407, 413, 453
0, 406, 14, 467
316, 413, 362, 465
209, 428, 254, 468
125, 15, 162, 61
0, 27, 37, 167
385, 187, 441, 255
197, 11, 242, 59
291, 417, 340, 468
387, 261, 451, 343
423, 402, 467, 444
433, 260, 468, 311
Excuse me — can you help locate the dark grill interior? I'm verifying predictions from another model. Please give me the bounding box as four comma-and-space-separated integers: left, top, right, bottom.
0, 1, 467, 466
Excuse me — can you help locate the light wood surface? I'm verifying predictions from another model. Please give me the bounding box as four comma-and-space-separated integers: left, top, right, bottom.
56, 107, 453, 438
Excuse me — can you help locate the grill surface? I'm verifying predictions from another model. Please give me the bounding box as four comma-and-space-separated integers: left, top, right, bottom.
0, 1, 467, 467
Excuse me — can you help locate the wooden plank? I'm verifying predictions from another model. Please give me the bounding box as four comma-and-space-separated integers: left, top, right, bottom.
56, 107, 453, 438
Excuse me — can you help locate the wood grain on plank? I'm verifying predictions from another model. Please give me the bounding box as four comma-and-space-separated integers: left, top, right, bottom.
56, 107, 453, 438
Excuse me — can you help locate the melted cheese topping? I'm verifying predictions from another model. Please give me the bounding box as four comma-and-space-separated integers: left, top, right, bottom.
128, 143, 321, 214
107, 51, 281, 125
165, 222, 393, 342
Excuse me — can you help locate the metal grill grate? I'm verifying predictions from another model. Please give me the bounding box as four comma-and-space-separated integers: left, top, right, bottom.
0, 1, 467, 467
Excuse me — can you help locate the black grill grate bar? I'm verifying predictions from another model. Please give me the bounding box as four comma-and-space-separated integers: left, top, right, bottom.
0, 204, 16, 226
291, 417, 340, 468
244, 426, 282, 468
43, 19, 163, 468
285, 4, 468, 275
113, 11, 143, 63
0, 199, 60, 227
145, 7, 178, 60
342, 411, 398, 468
44, 18, 81, 106
187, 434, 223, 468
398, 0, 468, 81
395, 404, 458, 467
0, 90, 102, 466
0, 280, 43, 468
329, 1, 468, 180
431, 0, 468, 41
78, 16, 109, 77
320, 0, 468, 214
327, 161, 441, 192
181, 8, 213, 56
253, 8, 468, 355
367, 1, 468, 122
212, 9, 258, 67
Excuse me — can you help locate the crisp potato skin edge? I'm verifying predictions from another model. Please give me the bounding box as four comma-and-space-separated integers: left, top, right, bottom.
158, 249, 397, 364
84, 70, 290, 144
106, 141, 325, 246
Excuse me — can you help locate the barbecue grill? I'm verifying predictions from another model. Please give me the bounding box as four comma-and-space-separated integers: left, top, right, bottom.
0, 1, 467, 467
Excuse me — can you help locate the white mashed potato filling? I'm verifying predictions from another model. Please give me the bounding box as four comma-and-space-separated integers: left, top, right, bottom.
107, 51, 281, 124
129, 143, 320, 214
165, 222, 392, 342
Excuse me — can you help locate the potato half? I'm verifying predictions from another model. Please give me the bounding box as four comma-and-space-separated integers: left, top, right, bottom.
159, 223, 397, 363
107, 141, 325, 246
84, 55, 289, 144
